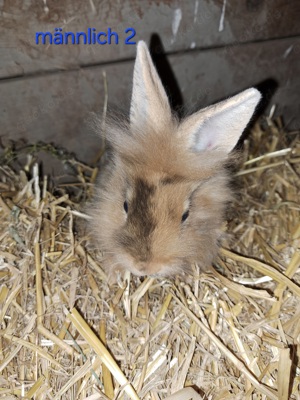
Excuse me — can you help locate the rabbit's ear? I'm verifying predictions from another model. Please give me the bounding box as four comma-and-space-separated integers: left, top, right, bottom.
130, 41, 172, 130
179, 88, 261, 153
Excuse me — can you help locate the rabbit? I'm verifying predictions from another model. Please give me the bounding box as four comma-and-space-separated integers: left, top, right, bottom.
88, 41, 261, 278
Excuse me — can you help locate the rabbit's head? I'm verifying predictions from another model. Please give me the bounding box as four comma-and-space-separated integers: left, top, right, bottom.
89, 41, 261, 278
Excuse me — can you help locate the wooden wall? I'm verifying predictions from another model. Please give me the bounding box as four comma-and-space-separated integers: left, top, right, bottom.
1, 0, 299, 164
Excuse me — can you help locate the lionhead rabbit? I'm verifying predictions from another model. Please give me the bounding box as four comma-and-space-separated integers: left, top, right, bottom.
89, 41, 261, 278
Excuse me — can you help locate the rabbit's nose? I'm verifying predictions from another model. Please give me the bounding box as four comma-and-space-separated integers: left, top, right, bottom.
138, 262, 148, 273
138, 261, 161, 275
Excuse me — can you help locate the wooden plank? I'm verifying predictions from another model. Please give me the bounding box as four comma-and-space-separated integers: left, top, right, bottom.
0, 37, 299, 167
1, 0, 299, 79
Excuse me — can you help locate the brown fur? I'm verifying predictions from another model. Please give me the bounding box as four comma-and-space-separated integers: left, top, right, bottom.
87, 41, 260, 279
88, 116, 232, 278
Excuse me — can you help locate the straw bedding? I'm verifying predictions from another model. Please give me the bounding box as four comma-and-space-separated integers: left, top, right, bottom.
0, 116, 299, 399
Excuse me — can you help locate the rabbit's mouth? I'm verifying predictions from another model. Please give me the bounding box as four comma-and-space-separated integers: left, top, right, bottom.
123, 257, 188, 277
116, 253, 168, 276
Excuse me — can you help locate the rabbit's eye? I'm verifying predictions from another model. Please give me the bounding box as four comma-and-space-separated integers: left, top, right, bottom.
181, 210, 189, 223
124, 201, 129, 213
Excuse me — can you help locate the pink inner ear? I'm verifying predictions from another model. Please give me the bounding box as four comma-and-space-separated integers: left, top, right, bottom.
181, 88, 261, 154
190, 119, 225, 152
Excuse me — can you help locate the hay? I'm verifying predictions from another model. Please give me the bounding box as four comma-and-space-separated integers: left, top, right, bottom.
0, 116, 299, 399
